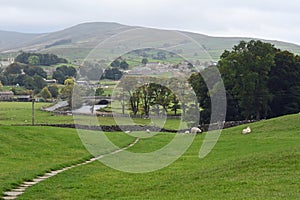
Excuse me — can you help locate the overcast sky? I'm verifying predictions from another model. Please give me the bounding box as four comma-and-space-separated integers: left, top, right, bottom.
0, 0, 300, 45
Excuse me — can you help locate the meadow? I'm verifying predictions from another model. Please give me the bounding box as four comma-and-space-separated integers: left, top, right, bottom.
0, 126, 135, 197
0, 102, 299, 199
0, 102, 182, 130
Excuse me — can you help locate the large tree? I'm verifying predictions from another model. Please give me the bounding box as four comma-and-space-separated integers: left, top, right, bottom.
60, 78, 82, 109
268, 50, 300, 117
189, 69, 211, 124
218, 40, 277, 120
48, 84, 59, 98
53, 65, 77, 84
40, 87, 52, 100
5, 63, 23, 74
103, 68, 123, 80
23, 66, 47, 78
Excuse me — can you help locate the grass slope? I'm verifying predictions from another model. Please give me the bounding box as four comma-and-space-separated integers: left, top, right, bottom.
18, 114, 300, 199
0, 126, 135, 197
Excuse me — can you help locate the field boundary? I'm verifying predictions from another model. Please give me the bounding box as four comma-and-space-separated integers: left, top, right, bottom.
14, 124, 179, 133
14, 118, 258, 133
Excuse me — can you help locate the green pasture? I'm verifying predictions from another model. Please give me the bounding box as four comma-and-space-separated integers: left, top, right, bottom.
0, 102, 183, 130
0, 126, 135, 197
0, 113, 298, 199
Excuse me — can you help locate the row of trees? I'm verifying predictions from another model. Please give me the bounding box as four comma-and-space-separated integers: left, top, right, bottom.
110, 59, 129, 70
15, 52, 67, 66
114, 76, 198, 126
189, 40, 300, 122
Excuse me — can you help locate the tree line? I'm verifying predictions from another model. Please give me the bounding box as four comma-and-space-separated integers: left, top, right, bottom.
15, 52, 67, 66
189, 40, 300, 123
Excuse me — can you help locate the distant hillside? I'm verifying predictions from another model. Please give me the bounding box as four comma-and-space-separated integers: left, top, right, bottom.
1, 22, 300, 61
0, 30, 41, 51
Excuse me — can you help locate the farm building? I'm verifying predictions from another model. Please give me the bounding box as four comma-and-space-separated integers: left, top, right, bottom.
0, 91, 14, 101
16, 95, 31, 102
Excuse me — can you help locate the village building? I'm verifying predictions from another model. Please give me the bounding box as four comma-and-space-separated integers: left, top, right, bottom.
0, 91, 14, 101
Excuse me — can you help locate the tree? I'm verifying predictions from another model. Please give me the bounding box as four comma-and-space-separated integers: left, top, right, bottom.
0, 75, 8, 85
23, 66, 47, 78
95, 87, 104, 96
169, 94, 180, 115
142, 58, 148, 65
33, 75, 47, 94
52, 70, 65, 84
5, 63, 23, 74
120, 61, 129, 70
28, 55, 40, 65
156, 51, 166, 60
23, 76, 35, 90
103, 68, 123, 80
138, 83, 152, 116
148, 83, 172, 115
60, 78, 74, 100
13, 74, 27, 86
15, 52, 67, 65
189, 71, 211, 124
117, 76, 140, 115
48, 84, 59, 98
218, 40, 277, 120
60, 78, 82, 109
53, 65, 77, 84
40, 87, 52, 100
110, 59, 120, 68
268, 50, 300, 117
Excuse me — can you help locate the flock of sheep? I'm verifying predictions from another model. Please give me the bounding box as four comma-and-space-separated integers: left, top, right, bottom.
125, 126, 251, 135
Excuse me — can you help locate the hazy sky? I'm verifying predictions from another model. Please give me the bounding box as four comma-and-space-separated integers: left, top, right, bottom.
0, 0, 300, 45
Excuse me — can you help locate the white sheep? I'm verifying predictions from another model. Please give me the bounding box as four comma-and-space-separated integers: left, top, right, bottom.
184, 130, 190, 134
146, 129, 150, 133
191, 127, 202, 134
125, 131, 131, 134
242, 126, 251, 134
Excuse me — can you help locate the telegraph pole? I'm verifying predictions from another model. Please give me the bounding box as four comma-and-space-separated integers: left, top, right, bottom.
32, 93, 35, 126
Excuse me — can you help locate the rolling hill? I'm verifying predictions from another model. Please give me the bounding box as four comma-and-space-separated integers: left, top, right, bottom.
1, 22, 300, 61
0, 30, 41, 51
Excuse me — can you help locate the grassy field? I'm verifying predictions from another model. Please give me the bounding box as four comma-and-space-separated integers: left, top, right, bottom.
0, 126, 135, 197
6, 114, 299, 199
0, 102, 184, 130
0, 102, 74, 125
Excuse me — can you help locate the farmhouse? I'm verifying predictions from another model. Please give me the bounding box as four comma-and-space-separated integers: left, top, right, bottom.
0, 91, 14, 101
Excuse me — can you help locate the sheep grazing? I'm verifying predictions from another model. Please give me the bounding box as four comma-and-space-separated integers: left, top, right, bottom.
242, 126, 251, 134
146, 129, 151, 133
125, 131, 131, 134
184, 130, 190, 134
191, 127, 202, 134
